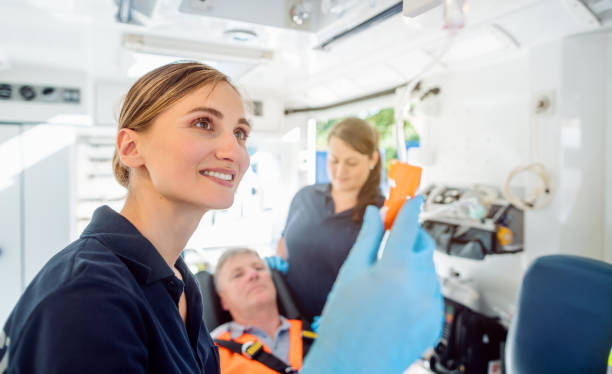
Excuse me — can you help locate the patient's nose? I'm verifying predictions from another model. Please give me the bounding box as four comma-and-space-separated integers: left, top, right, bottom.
245, 267, 259, 281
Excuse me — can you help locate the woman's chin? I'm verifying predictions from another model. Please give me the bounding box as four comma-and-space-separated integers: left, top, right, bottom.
204, 197, 234, 210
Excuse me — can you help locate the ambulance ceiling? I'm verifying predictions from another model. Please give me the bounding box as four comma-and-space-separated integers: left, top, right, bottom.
0, 0, 610, 107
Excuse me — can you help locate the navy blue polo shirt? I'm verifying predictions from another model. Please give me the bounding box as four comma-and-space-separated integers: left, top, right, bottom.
283, 184, 384, 319
0, 206, 219, 374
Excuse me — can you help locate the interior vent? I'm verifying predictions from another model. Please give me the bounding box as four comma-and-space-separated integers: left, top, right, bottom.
0, 83, 80, 104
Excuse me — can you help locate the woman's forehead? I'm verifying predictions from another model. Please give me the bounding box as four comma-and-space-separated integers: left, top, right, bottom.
328, 137, 365, 157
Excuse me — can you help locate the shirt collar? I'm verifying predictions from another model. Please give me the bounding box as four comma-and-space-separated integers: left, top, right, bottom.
80, 205, 174, 285
313, 183, 331, 196
227, 316, 290, 340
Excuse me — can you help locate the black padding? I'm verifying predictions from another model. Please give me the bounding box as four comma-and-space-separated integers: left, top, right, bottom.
271, 270, 303, 321
195, 270, 232, 332
196, 269, 307, 331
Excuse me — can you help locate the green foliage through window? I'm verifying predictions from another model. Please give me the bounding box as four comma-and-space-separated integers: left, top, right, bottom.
315, 108, 419, 173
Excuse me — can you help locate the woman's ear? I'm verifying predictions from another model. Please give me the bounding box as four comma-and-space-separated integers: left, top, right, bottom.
370, 149, 380, 168
116, 128, 145, 168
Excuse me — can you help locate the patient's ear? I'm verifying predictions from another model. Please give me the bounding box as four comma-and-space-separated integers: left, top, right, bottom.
116, 128, 145, 168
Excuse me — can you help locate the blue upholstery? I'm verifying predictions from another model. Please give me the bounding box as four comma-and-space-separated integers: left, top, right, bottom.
506, 255, 612, 373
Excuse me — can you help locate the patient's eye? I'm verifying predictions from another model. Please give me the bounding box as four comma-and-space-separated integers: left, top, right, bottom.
232, 270, 244, 279
253, 264, 265, 271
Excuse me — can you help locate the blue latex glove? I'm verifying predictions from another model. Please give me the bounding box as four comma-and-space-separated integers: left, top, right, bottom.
310, 315, 321, 333
264, 255, 289, 274
301, 196, 444, 374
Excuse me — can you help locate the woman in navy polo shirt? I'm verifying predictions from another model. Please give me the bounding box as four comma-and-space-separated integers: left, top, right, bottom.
0, 62, 250, 374
276, 118, 385, 319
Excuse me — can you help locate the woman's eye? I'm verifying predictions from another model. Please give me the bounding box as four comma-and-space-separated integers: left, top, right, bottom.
194, 118, 213, 130
234, 128, 249, 142
232, 272, 243, 279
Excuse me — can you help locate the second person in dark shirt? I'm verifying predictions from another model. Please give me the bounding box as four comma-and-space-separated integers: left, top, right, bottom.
277, 118, 385, 319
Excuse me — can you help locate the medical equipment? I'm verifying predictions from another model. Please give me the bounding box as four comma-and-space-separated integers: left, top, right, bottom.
503, 102, 554, 210
384, 0, 466, 230
420, 184, 523, 260
503, 162, 553, 211
430, 297, 507, 374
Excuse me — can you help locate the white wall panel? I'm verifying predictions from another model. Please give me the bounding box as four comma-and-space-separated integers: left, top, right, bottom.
0, 124, 23, 325
22, 124, 74, 286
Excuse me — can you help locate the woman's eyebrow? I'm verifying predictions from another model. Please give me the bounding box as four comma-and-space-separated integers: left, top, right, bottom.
239, 118, 251, 128
186, 106, 223, 118
186, 106, 251, 128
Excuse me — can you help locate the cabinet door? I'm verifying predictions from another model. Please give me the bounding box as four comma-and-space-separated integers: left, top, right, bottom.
0, 124, 23, 325
22, 124, 74, 286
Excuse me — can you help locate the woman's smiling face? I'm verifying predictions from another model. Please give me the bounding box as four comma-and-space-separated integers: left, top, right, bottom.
135, 81, 251, 211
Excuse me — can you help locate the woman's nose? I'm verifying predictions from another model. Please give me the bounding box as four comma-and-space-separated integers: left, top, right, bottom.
215, 131, 240, 161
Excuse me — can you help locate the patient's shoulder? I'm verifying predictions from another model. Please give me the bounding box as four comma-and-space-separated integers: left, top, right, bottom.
210, 322, 232, 339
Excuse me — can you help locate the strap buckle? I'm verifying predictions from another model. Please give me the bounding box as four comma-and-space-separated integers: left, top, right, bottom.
241, 341, 263, 359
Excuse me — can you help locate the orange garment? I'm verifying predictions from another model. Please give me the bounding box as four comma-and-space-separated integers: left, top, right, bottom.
215, 319, 304, 374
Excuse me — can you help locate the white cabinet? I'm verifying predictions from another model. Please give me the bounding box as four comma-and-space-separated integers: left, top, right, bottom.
0, 124, 24, 325
22, 124, 73, 285
0, 123, 74, 325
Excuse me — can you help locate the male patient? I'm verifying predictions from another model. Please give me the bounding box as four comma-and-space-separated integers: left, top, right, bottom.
211, 248, 316, 374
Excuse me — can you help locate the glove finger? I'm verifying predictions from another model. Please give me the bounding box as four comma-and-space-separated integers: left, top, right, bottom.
280, 258, 289, 274
380, 195, 423, 266
336, 205, 383, 285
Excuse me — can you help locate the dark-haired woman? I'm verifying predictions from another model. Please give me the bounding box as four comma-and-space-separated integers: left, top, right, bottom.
276, 118, 384, 319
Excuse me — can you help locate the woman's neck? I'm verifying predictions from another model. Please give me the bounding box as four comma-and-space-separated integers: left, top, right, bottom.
330, 186, 358, 213
233, 303, 282, 340
120, 184, 206, 269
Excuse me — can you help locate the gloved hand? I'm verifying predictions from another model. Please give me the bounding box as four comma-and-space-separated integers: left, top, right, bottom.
264, 255, 289, 274
310, 315, 321, 333
301, 196, 444, 374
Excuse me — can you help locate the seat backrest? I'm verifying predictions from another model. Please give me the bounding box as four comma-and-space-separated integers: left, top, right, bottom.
195, 269, 305, 332
505, 255, 612, 373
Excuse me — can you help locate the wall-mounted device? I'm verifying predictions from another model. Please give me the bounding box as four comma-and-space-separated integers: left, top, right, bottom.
0, 83, 80, 104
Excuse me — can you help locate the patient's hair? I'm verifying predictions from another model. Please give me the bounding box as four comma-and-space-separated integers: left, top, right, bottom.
213, 248, 262, 292
112, 61, 238, 188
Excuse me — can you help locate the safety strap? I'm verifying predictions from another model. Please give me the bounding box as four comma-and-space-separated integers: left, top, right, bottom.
213, 339, 299, 374
300, 326, 317, 357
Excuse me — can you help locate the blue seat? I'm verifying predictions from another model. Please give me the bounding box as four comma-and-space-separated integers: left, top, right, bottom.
506, 255, 612, 373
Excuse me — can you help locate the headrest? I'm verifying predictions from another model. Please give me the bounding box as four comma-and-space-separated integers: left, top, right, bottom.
195, 270, 231, 331
506, 255, 612, 373
195, 269, 305, 332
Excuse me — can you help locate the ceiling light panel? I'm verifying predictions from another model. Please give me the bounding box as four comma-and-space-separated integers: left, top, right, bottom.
123, 33, 274, 63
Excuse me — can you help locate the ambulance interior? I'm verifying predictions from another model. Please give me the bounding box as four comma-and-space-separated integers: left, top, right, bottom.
1, 0, 611, 372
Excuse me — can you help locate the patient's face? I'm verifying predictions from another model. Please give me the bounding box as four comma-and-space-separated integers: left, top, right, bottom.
218, 253, 277, 314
